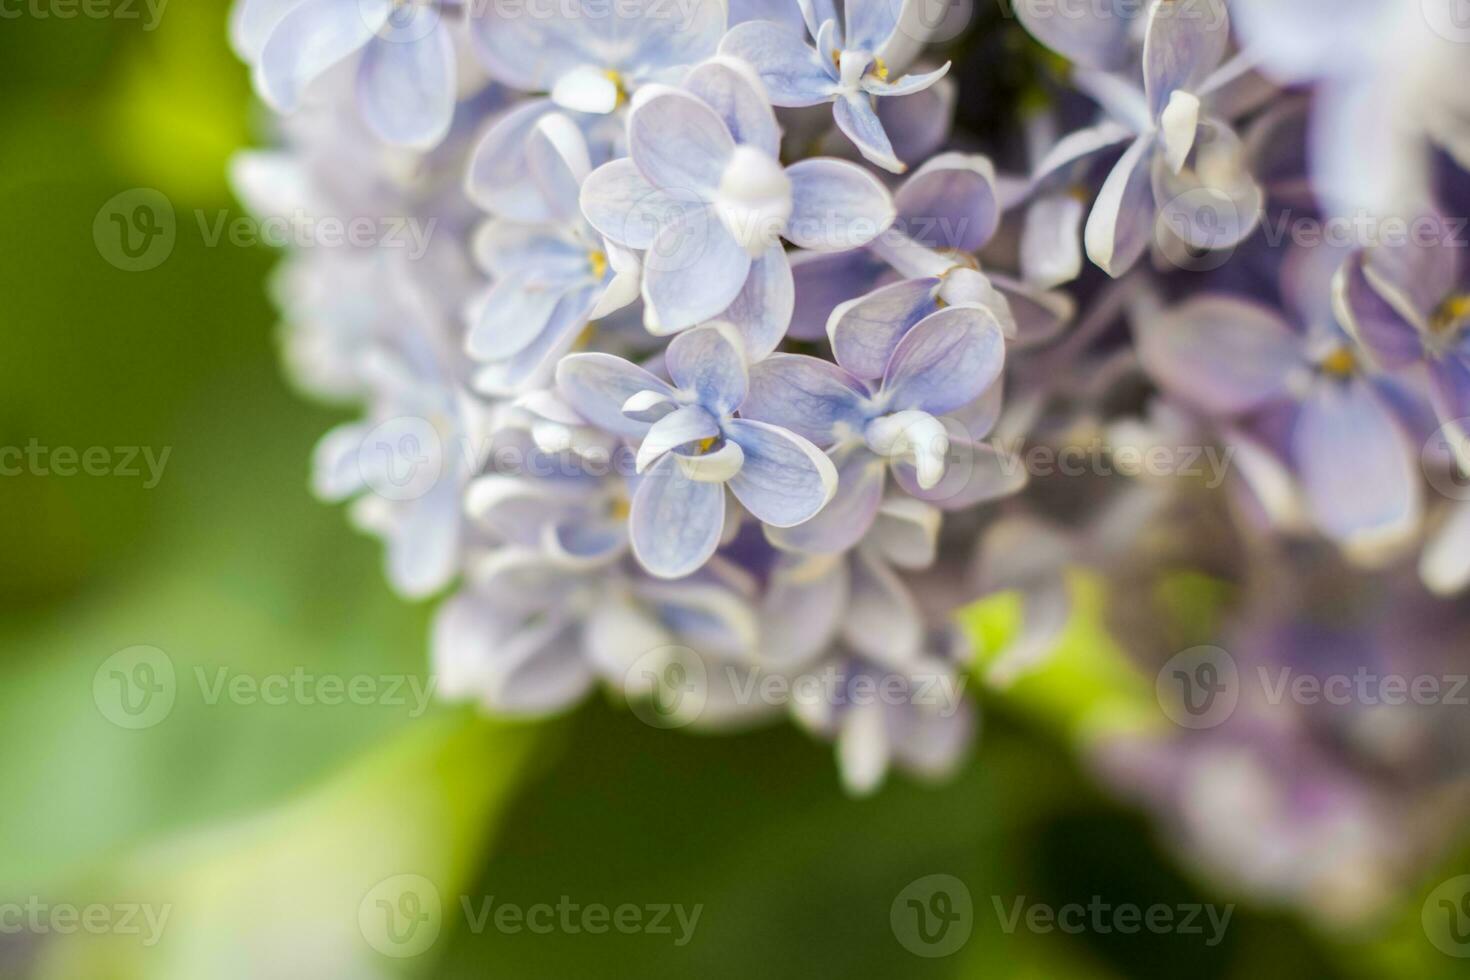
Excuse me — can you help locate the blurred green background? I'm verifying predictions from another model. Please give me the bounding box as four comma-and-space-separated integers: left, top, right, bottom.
0, 4, 1462, 978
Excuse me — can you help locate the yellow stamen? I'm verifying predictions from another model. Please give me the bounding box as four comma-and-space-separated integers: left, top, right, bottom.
588, 250, 608, 281
871, 56, 889, 81
609, 495, 631, 521
603, 69, 628, 109
1432, 294, 1470, 334
695, 436, 718, 454
1321, 347, 1357, 378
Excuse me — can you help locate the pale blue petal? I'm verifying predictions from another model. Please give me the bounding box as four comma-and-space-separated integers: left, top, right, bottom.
556, 352, 676, 437
743, 353, 870, 445
466, 279, 564, 361
1083, 133, 1156, 277
895, 152, 999, 252
666, 324, 749, 415
881, 306, 1006, 416
724, 419, 838, 526
862, 63, 950, 99
579, 157, 681, 250
719, 20, 839, 107
1012, 0, 1137, 69
766, 445, 884, 552
785, 157, 896, 249
682, 56, 781, 156
718, 242, 795, 360
1143, 0, 1229, 116
628, 88, 733, 194
844, 0, 901, 53
356, 24, 455, 149
466, 98, 561, 222
630, 452, 726, 578
643, 206, 752, 330
638, 404, 722, 472
828, 277, 940, 380
259, 0, 387, 112
833, 93, 904, 173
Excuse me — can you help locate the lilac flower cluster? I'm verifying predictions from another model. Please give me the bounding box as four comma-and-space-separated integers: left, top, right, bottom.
231, 0, 1470, 905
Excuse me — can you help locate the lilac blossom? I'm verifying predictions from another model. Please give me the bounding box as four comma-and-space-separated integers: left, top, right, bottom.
741, 302, 1010, 553
465, 0, 727, 220
1024, 0, 1263, 276
557, 324, 838, 578
580, 57, 895, 354
237, 0, 464, 149
465, 113, 641, 394
719, 0, 951, 172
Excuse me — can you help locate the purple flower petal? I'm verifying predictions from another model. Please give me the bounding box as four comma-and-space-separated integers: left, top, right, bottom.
1292, 378, 1421, 554
1134, 296, 1302, 416
895, 152, 1000, 253
1143, 0, 1229, 117
356, 20, 455, 148
1084, 133, 1156, 277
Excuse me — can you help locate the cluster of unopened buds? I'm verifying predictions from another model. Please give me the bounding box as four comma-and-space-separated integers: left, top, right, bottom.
229, 0, 1470, 859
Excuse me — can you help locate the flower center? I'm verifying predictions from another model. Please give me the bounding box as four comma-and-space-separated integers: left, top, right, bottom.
1320, 347, 1357, 378
1431, 293, 1470, 336
715, 146, 793, 256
